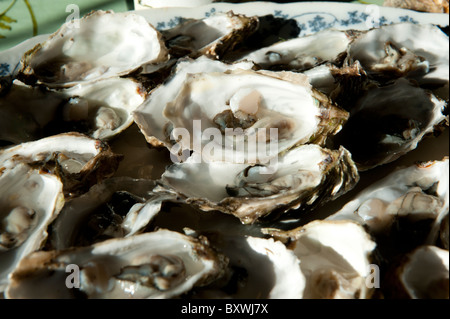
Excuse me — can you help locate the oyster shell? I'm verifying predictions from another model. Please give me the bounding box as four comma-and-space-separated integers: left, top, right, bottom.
383, 0, 449, 14
334, 78, 448, 170
5, 229, 228, 299
239, 29, 354, 71
0, 77, 146, 144
162, 11, 258, 59
264, 220, 377, 299
383, 245, 449, 299
0, 133, 122, 196
59, 77, 147, 140
0, 164, 64, 292
160, 145, 359, 224
327, 158, 449, 240
136, 61, 348, 164
191, 234, 305, 299
18, 10, 168, 87
49, 177, 176, 250
133, 56, 255, 148
347, 23, 449, 100
328, 158, 449, 258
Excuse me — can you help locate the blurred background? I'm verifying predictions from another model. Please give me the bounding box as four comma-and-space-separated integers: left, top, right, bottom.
0, 0, 437, 52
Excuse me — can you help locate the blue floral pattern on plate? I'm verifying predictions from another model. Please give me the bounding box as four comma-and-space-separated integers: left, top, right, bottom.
0, 63, 10, 77
271, 9, 417, 35
152, 6, 420, 36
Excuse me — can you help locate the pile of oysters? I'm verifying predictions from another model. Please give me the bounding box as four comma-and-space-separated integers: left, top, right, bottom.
0, 7, 448, 299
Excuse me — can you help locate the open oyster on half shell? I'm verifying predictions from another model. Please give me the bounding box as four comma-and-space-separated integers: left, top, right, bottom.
328, 158, 449, 255
135, 56, 357, 223
159, 145, 358, 224
5, 229, 228, 299
0, 164, 64, 292
162, 11, 258, 59
238, 28, 355, 72
135, 57, 349, 164
0, 133, 122, 196
347, 23, 449, 99
263, 220, 377, 299
382, 245, 449, 299
18, 10, 168, 88
0, 77, 146, 145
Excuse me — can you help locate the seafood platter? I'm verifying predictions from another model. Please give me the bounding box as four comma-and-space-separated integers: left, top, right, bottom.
0, 1, 448, 299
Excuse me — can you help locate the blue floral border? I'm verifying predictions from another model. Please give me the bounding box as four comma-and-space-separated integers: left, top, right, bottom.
153, 7, 419, 35
0, 63, 11, 77
276, 9, 418, 35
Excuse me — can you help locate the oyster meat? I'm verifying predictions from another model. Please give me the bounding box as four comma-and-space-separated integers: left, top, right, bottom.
0, 77, 146, 144
133, 56, 255, 148
347, 23, 449, 99
0, 133, 122, 196
328, 158, 449, 239
5, 229, 227, 299
160, 145, 358, 224
239, 29, 354, 71
0, 164, 64, 292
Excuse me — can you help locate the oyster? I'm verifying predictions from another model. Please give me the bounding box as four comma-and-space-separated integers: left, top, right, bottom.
191, 234, 305, 299
162, 11, 258, 59
264, 220, 377, 299
239, 29, 354, 71
383, 245, 449, 299
0, 133, 122, 196
18, 10, 168, 87
59, 77, 147, 140
133, 56, 255, 148
137, 62, 348, 164
328, 158, 449, 255
347, 23, 449, 99
334, 78, 448, 170
0, 164, 64, 292
0, 77, 146, 144
5, 229, 227, 299
383, 0, 449, 14
49, 177, 176, 250
160, 145, 359, 224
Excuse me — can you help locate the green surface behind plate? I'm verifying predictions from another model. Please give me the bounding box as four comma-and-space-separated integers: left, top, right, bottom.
0, 0, 133, 52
